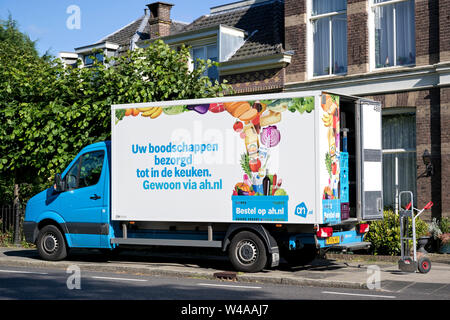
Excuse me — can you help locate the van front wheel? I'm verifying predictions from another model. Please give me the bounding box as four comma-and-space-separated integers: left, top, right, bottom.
229, 231, 267, 273
37, 225, 67, 261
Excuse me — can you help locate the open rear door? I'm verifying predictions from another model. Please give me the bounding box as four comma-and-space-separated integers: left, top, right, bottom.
358, 100, 383, 220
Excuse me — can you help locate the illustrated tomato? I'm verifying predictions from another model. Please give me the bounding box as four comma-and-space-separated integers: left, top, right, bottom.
249, 159, 261, 172
209, 102, 225, 113
233, 121, 244, 132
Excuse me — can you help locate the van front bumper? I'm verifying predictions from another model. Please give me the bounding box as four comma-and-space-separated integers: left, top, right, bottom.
23, 221, 38, 244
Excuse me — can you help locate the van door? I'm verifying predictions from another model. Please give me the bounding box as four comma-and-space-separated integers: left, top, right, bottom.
357, 100, 383, 220
58, 149, 108, 247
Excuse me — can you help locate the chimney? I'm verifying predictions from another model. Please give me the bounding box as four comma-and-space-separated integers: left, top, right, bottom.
147, 2, 174, 38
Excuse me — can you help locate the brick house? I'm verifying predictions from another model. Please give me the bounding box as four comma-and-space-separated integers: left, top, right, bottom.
283, 0, 450, 220
63, 0, 290, 94
61, 0, 449, 220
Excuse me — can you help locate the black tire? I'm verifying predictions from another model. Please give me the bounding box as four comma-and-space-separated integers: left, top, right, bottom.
36, 225, 68, 261
283, 245, 318, 266
418, 256, 431, 274
228, 231, 267, 273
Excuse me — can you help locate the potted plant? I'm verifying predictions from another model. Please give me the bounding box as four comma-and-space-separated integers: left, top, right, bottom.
428, 217, 450, 253
427, 218, 442, 252
438, 217, 450, 254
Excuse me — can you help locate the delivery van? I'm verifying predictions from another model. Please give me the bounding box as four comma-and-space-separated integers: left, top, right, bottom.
23, 91, 383, 272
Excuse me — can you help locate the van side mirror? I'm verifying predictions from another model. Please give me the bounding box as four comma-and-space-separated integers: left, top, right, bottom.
54, 173, 65, 192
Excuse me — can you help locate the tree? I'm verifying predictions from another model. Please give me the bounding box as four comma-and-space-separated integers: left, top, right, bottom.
0, 18, 231, 207
0, 15, 53, 206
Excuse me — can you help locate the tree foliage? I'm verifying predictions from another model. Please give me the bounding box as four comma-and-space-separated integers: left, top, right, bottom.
0, 17, 230, 204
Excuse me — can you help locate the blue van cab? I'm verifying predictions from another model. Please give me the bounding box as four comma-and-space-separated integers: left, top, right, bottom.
23, 141, 112, 260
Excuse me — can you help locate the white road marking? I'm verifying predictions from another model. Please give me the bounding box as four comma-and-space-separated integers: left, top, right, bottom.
428, 284, 449, 295
197, 283, 262, 289
0, 269, 48, 275
322, 291, 396, 299
396, 281, 416, 292
91, 276, 148, 282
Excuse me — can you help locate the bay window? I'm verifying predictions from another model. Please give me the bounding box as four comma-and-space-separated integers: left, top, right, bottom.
311, 0, 347, 77
373, 0, 415, 68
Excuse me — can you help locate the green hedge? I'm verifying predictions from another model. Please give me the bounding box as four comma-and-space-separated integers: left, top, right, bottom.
365, 209, 429, 256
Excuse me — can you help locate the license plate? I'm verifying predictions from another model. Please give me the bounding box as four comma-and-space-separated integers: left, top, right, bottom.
326, 236, 340, 245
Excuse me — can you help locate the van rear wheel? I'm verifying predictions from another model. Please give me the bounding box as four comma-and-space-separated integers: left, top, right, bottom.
229, 231, 267, 273
37, 225, 67, 261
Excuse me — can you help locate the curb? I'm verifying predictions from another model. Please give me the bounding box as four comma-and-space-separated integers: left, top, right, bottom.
326, 253, 450, 265
236, 274, 367, 290
0, 256, 368, 291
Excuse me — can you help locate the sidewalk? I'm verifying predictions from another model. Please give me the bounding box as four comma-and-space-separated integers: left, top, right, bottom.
0, 246, 449, 292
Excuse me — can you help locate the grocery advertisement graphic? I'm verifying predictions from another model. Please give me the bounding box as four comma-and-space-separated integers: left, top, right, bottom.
320, 94, 341, 224
114, 97, 315, 223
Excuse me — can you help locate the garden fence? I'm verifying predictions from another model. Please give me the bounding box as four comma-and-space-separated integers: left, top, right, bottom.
0, 205, 23, 243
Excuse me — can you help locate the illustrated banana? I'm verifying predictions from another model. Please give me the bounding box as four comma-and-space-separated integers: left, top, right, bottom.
150, 107, 163, 119
141, 108, 158, 117
137, 107, 154, 112
322, 113, 333, 126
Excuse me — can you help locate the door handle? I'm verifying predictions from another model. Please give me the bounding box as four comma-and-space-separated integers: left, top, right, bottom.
90, 194, 101, 200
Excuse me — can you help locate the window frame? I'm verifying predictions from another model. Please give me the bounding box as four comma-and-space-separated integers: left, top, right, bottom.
369, 0, 416, 71
189, 43, 219, 81
309, 0, 348, 78
381, 108, 417, 209
83, 52, 105, 66
64, 150, 105, 191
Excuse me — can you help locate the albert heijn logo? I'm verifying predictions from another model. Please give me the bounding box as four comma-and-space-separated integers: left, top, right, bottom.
295, 202, 310, 218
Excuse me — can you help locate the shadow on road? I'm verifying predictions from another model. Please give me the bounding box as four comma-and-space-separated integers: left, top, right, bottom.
3, 247, 350, 274
0, 272, 275, 300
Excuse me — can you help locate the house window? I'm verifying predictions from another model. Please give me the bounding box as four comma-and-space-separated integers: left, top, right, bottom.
311, 0, 347, 77
382, 112, 416, 208
192, 44, 219, 81
84, 52, 104, 66
373, 0, 415, 68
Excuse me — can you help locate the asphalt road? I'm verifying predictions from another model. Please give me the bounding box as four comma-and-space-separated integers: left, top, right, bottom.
0, 264, 448, 301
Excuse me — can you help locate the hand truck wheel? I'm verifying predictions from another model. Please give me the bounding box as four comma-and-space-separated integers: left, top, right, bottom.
418, 256, 431, 274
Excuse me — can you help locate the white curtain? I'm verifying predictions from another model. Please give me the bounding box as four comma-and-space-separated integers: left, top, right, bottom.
313, 18, 330, 76
374, 0, 415, 67
382, 114, 417, 208
375, 4, 394, 67
395, 0, 415, 65
332, 15, 347, 74
312, 1, 347, 76
312, 0, 346, 15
